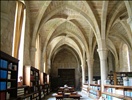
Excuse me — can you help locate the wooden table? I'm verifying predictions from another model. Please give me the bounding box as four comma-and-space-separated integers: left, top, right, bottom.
55, 94, 63, 100
69, 94, 82, 100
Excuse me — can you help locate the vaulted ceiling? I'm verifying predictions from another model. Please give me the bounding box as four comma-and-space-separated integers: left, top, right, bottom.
26, 1, 131, 65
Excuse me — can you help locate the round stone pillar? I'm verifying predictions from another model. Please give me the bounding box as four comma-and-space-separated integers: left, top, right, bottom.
87, 58, 94, 85
82, 49, 86, 84
97, 48, 108, 92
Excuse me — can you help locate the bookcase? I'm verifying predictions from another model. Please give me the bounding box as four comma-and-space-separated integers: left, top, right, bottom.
82, 83, 88, 94
88, 84, 101, 99
40, 72, 46, 99
102, 85, 132, 100
39, 72, 51, 99
17, 85, 33, 100
107, 72, 132, 85
23, 66, 40, 100
0, 51, 19, 100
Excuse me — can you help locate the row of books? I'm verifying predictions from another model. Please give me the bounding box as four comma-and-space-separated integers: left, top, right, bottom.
0, 59, 17, 70
30, 71, 39, 76
0, 70, 7, 79
102, 94, 123, 100
0, 92, 10, 99
105, 87, 132, 97
89, 92, 99, 99
0, 70, 12, 80
0, 59, 8, 68
32, 92, 39, 100
17, 87, 25, 96
23, 97, 31, 100
124, 90, 132, 97
90, 86, 100, 90
0, 92, 5, 99
89, 90, 98, 95
123, 77, 132, 86
30, 81, 40, 86
0, 82, 13, 90
0, 82, 6, 90
8, 63, 17, 70
32, 86, 39, 92
41, 91, 44, 98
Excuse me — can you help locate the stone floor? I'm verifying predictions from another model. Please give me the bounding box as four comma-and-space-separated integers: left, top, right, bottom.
43, 91, 93, 100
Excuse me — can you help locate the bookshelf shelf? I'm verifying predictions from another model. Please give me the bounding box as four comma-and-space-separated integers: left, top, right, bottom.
102, 84, 132, 99
107, 72, 132, 85
104, 85, 132, 90
102, 92, 131, 99
0, 50, 19, 100
88, 84, 101, 99
82, 84, 88, 94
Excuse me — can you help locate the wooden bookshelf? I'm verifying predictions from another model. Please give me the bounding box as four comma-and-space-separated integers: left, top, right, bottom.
88, 84, 101, 99
107, 72, 132, 85
0, 51, 19, 100
102, 84, 132, 100
82, 84, 88, 94
40, 72, 50, 98
17, 85, 33, 100
102, 92, 131, 99
23, 66, 40, 100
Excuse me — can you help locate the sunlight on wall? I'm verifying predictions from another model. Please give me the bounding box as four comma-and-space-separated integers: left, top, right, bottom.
35, 35, 40, 69
18, 9, 26, 82
12, 2, 18, 56
120, 44, 130, 72
44, 62, 46, 72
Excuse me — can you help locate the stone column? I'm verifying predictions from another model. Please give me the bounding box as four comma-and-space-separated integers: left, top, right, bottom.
87, 58, 94, 85
30, 46, 36, 67
44, 52, 47, 73
82, 64, 85, 84
97, 48, 108, 92
82, 49, 86, 84
127, 17, 132, 32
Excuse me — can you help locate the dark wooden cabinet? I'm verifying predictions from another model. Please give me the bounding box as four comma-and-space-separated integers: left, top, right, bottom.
0, 51, 19, 100
40, 72, 50, 97
23, 66, 40, 100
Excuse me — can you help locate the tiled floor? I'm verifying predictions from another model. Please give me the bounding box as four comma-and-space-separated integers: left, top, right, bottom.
43, 91, 93, 100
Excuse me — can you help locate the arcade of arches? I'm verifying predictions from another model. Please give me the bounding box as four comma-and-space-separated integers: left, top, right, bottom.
1, 1, 132, 92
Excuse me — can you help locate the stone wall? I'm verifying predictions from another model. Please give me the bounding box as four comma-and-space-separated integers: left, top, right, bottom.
93, 47, 100, 76
51, 49, 81, 89
1, 1, 16, 55
23, 1, 32, 66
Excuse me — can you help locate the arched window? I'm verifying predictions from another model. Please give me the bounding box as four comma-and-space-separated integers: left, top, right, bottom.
12, 1, 26, 82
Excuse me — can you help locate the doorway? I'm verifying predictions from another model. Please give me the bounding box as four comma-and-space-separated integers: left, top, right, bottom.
58, 69, 75, 87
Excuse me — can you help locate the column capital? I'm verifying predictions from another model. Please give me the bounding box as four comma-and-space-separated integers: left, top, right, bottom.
86, 58, 94, 67
86, 57, 94, 61
97, 48, 108, 60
